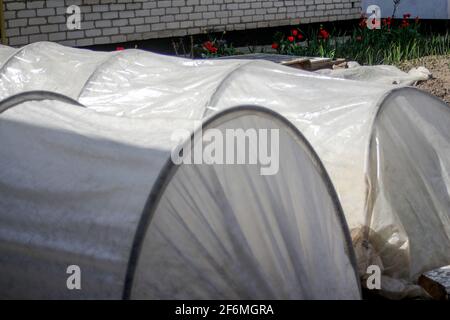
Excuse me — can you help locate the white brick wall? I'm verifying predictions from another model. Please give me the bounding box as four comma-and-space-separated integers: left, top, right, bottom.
3, 0, 362, 47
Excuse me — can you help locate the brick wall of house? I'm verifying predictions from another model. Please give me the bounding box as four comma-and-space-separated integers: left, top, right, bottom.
2, 0, 362, 47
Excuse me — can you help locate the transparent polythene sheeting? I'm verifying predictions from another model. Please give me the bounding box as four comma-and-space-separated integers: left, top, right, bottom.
204, 60, 392, 229
79, 50, 247, 119
0, 45, 16, 67
0, 43, 448, 295
0, 42, 110, 100
201, 61, 450, 291
366, 90, 450, 290
0, 99, 359, 299
0, 43, 248, 120
132, 113, 360, 299
0, 98, 193, 298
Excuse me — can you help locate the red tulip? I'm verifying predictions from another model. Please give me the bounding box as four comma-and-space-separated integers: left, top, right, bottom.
319, 28, 330, 40
116, 46, 125, 51
203, 41, 218, 53
292, 29, 298, 36
272, 43, 279, 49
297, 34, 304, 40
288, 36, 295, 42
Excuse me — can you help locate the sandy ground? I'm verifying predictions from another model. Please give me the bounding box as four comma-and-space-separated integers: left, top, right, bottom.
399, 55, 450, 105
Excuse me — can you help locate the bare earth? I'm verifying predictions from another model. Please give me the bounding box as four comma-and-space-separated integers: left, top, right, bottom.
399, 55, 450, 105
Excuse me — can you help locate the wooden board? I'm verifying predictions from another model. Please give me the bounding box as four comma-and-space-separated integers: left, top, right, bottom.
216, 53, 346, 71
419, 266, 450, 300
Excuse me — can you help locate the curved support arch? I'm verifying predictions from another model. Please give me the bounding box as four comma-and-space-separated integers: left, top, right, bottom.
358, 86, 450, 283
123, 105, 361, 299
0, 42, 115, 100
202, 61, 258, 118
363, 86, 450, 238
0, 90, 85, 114
77, 50, 128, 99
0, 42, 40, 74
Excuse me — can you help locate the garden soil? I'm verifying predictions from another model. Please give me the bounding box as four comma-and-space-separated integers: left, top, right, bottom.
399, 55, 450, 105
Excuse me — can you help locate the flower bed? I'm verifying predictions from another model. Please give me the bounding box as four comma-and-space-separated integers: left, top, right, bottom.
195, 13, 450, 66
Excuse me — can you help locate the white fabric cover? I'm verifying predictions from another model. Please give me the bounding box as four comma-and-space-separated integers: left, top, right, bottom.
0, 42, 449, 296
